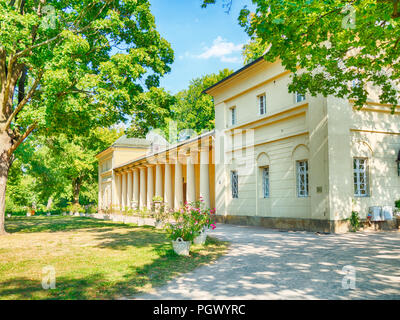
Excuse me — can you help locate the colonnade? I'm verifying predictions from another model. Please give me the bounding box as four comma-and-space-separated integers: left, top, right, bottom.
112, 147, 211, 211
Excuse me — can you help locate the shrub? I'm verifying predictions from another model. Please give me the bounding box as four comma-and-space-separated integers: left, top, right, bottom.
165, 200, 216, 242
349, 211, 360, 232
87, 205, 98, 214
395, 200, 400, 209
66, 203, 85, 213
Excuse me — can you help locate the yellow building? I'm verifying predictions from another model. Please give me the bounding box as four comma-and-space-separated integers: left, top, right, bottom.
97, 57, 400, 233
96, 131, 215, 213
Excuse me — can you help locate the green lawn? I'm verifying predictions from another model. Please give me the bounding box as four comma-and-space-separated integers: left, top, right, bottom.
0, 216, 228, 300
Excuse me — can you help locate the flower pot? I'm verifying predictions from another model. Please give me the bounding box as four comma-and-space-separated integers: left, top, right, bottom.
193, 229, 208, 245
172, 238, 191, 256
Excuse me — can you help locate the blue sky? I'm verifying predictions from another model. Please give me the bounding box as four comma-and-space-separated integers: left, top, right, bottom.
149, 0, 254, 94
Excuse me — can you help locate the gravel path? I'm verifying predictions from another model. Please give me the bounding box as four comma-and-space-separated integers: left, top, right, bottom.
133, 224, 400, 300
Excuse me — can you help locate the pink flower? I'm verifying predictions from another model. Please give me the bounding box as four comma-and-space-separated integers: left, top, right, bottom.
211, 224, 216, 230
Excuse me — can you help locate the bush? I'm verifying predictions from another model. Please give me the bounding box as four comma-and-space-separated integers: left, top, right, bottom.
66, 203, 85, 213
395, 200, 400, 209
87, 205, 98, 214
349, 211, 360, 232
165, 200, 216, 242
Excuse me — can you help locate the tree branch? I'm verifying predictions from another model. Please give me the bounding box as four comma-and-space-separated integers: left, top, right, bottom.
7, 122, 37, 157
3, 73, 42, 132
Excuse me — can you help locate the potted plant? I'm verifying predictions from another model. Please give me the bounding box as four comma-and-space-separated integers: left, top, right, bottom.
186, 200, 217, 245
166, 209, 200, 256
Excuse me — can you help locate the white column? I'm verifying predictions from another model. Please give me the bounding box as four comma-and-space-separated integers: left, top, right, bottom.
139, 167, 147, 209
200, 147, 210, 208
164, 164, 173, 210
186, 154, 196, 204
174, 161, 183, 209
127, 170, 133, 208
133, 169, 139, 209
155, 164, 163, 198
121, 172, 127, 210
147, 165, 154, 210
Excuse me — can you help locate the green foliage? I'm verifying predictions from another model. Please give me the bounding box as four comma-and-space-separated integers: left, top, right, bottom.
6, 127, 123, 213
242, 38, 269, 64
170, 69, 233, 138
205, 0, 400, 110
395, 199, 400, 209
66, 203, 85, 214
165, 201, 216, 242
126, 87, 176, 138
349, 211, 361, 232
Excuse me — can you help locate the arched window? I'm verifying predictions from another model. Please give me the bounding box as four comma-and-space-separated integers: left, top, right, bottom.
292, 145, 310, 198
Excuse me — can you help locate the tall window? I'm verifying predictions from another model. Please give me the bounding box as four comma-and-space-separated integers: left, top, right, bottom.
259, 94, 266, 115
231, 107, 236, 125
295, 92, 305, 103
296, 160, 309, 197
231, 170, 238, 198
354, 158, 369, 197
262, 167, 270, 198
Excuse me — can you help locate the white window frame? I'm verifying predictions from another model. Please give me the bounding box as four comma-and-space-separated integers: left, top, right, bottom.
262, 166, 270, 198
258, 94, 266, 115
231, 107, 236, 126
231, 170, 238, 199
296, 160, 309, 197
295, 92, 306, 103
353, 157, 370, 197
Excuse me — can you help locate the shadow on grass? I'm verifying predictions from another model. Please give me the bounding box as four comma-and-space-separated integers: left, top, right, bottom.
5, 216, 130, 234
0, 237, 226, 300
1, 216, 228, 300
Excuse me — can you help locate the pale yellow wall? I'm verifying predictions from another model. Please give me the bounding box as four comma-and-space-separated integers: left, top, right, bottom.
112, 147, 149, 167
97, 146, 149, 210
327, 100, 400, 219
213, 59, 400, 223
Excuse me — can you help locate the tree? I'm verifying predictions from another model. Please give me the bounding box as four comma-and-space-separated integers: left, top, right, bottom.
171, 69, 233, 137
6, 127, 123, 213
203, 0, 400, 110
126, 87, 176, 138
0, 0, 173, 234
41, 127, 124, 207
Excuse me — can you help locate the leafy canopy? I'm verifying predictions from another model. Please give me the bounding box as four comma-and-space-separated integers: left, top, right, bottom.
0, 0, 173, 153
204, 0, 400, 110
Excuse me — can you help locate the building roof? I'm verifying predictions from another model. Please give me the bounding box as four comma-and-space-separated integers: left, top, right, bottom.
112, 135, 151, 148
202, 56, 265, 95
114, 130, 215, 170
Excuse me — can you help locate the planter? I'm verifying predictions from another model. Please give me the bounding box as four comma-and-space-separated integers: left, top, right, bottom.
172, 238, 191, 256
193, 229, 208, 245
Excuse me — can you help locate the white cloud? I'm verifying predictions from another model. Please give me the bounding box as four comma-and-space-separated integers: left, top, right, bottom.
221, 56, 241, 63
196, 36, 243, 63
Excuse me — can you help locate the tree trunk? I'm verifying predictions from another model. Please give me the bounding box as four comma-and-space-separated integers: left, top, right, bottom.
0, 131, 12, 235
72, 179, 81, 205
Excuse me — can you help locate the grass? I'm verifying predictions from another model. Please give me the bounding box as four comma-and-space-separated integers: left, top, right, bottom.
0, 216, 228, 300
